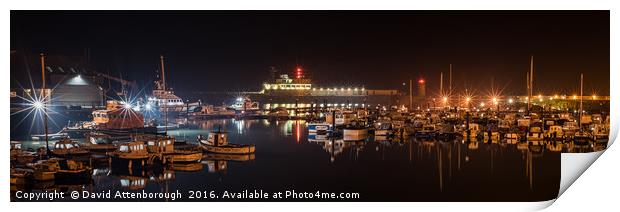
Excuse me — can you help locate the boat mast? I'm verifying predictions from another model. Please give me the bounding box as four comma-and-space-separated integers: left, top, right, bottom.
579, 73, 583, 129
160, 55, 168, 135
440, 72, 444, 96
526, 71, 530, 114
449, 64, 452, 93
409, 79, 413, 111
528, 56, 534, 115
40, 53, 50, 156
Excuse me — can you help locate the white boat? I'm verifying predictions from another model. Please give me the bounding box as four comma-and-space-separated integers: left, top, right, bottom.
308, 122, 331, 133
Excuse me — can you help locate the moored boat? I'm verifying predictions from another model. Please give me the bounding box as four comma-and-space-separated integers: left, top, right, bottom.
308, 122, 331, 133
198, 131, 256, 154
51, 139, 90, 158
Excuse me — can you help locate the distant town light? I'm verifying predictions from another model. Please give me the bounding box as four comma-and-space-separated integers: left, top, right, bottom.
573, 95, 578, 99
508, 98, 514, 104
480, 103, 485, 107
442, 97, 448, 102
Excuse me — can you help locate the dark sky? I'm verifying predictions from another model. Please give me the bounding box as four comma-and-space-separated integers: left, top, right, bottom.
11, 11, 610, 96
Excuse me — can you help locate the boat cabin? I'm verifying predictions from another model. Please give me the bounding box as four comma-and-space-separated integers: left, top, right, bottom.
52, 139, 89, 156
205, 131, 229, 147
117, 142, 148, 155
146, 137, 175, 153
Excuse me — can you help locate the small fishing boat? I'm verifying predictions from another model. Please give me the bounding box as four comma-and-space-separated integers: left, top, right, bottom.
107, 141, 150, 167
198, 131, 256, 154
10, 141, 37, 166
51, 139, 90, 158
28, 158, 92, 182
137, 134, 203, 163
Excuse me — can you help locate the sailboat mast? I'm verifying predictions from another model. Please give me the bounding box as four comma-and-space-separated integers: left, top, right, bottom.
409, 79, 413, 110
526, 71, 530, 113
160, 55, 168, 134
440, 72, 444, 95
528, 56, 534, 114
449, 64, 452, 93
579, 73, 583, 128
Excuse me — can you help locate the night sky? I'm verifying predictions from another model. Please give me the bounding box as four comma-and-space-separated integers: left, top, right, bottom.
11, 11, 610, 96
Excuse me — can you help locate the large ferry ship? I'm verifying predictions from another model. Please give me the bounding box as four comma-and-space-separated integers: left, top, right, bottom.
249, 66, 401, 115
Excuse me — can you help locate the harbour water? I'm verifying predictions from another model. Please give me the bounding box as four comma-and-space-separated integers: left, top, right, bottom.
11, 119, 565, 202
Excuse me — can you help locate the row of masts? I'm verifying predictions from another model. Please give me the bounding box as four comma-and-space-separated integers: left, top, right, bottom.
426, 56, 586, 125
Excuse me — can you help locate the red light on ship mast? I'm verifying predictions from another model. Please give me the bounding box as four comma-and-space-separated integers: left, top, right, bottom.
295, 66, 303, 79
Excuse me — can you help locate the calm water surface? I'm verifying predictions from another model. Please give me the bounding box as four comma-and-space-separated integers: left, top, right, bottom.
12, 119, 561, 201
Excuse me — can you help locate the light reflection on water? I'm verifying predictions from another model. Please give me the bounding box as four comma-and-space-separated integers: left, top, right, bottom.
12, 120, 563, 202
